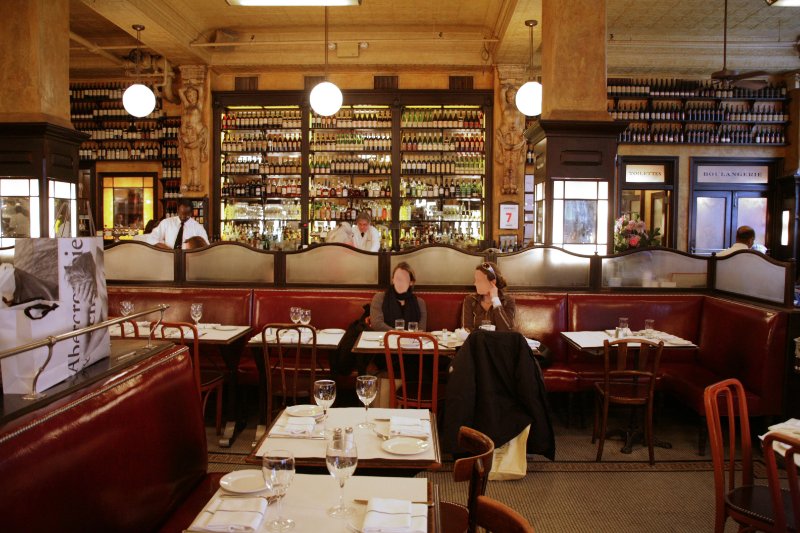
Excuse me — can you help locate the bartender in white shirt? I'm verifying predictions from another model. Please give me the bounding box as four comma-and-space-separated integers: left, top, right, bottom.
146, 199, 209, 250
352, 212, 381, 252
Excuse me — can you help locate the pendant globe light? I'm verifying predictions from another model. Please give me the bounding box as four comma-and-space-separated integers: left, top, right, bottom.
515, 19, 543, 117
122, 25, 156, 118
309, 7, 343, 116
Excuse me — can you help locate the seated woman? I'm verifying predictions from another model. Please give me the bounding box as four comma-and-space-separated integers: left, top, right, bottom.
461, 261, 515, 331
370, 262, 427, 331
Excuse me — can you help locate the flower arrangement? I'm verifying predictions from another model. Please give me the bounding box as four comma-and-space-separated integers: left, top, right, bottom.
613, 213, 661, 253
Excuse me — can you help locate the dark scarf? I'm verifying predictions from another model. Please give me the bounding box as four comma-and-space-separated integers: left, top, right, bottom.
382, 286, 421, 325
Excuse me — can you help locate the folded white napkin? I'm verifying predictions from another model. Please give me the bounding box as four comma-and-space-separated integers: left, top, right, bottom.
198, 323, 221, 329
454, 328, 470, 341
362, 498, 427, 533
526, 338, 541, 350
389, 416, 431, 438
270, 416, 317, 437
266, 329, 313, 344
189, 495, 267, 533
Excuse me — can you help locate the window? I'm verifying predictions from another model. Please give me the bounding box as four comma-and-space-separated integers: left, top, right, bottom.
0, 178, 41, 246
101, 174, 155, 235
618, 158, 677, 248
551, 179, 608, 254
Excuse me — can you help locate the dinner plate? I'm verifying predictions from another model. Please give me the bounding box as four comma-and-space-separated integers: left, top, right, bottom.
213, 325, 239, 331
320, 328, 346, 334
286, 404, 324, 417
381, 437, 431, 455
219, 470, 269, 494
666, 338, 693, 346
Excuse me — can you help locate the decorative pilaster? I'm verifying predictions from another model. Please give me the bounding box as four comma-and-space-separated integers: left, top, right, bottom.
495, 66, 528, 196
178, 65, 209, 193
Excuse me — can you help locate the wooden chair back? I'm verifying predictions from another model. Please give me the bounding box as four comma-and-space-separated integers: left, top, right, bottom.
383, 331, 440, 414
452, 426, 495, 533
474, 495, 535, 533
150, 321, 201, 393
601, 338, 663, 402
260, 323, 318, 425
113, 317, 141, 339
762, 431, 800, 532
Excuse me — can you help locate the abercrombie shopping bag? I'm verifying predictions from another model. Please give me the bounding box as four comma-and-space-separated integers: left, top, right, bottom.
0, 238, 110, 394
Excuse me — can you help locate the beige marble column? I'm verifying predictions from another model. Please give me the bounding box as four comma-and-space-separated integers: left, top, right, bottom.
541, 0, 610, 122
0, 0, 71, 128
785, 73, 800, 176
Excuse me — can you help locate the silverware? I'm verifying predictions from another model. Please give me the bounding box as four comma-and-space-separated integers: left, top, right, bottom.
353, 499, 434, 507
267, 434, 326, 440
373, 428, 429, 441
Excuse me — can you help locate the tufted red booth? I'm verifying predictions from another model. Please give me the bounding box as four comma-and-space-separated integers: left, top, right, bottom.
0, 345, 222, 533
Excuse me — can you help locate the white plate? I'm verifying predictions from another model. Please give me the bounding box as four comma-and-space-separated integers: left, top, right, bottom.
214, 325, 239, 331
666, 338, 693, 346
320, 328, 346, 334
286, 404, 324, 417
381, 437, 431, 455
219, 470, 269, 494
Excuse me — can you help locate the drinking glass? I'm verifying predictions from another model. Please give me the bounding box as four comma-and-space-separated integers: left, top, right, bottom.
190, 303, 203, 326
356, 375, 378, 429
394, 319, 405, 331
299, 309, 311, 326
407, 321, 419, 332
479, 319, 494, 331
120, 300, 134, 317
618, 317, 629, 332
262, 450, 296, 531
644, 319, 655, 338
326, 438, 358, 518
313, 379, 336, 437
289, 307, 301, 325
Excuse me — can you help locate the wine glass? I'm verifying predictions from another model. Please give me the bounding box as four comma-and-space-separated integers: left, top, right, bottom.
313, 379, 336, 437
120, 300, 134, 317
299, 309, 311, 326
289, 307, 301, 325
262, 450, 296, 531
326, 437, 358, 518
190, 303, 203, 327
356, 375, 378, 429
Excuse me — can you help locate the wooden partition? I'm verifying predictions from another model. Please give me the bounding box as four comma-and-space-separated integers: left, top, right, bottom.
105, 241, 176, 282
185, 241, 275, 284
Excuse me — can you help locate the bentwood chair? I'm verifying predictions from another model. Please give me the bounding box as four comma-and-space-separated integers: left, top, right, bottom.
111, 317, 140, 338
383, 331, 445, 415
440, 426, 495, 533
473, 495, 536, 533
763, 431, 800, 532
705, 378, 794, 533
151, 321, 225, 435
260, 324, 322, 426
593, 338, 663, 465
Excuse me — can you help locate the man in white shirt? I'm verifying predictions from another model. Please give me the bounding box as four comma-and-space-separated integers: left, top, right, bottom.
146, 200, 209, 250
717, 225, 755, 257
352, 212, 381, 252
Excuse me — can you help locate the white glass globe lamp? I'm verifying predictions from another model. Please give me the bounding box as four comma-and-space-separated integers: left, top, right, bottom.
515, 81, 543, 117
123, 84, 156, 118
310, 81, 343, 116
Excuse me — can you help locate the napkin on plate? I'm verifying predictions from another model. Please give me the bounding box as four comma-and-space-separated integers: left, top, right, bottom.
197, 323, 221, 329
389, 416, 431, 438
276, 329, 313, 344
362, 498, 427, 533
271, 416, 317, 436
188, 495, 268, 533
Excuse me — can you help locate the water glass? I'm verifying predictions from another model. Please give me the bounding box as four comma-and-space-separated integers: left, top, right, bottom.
190, 303, 203, 326
120, 300, 134, 317
356, 375, 378, 429
644, 319, 655, 338
289, 307, 301, 324
394, 319, 405, 330
618, 317, 630, 335
479, 319, 495, 331
407, 321, 419, 332
326, 438, 358, 518
299, 309, 311, 326
262, 450, 296, 531
313, 379, 336, 436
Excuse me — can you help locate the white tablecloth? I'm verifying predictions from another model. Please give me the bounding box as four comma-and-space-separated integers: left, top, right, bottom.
561, 330, 696, 350
257, 408, 435, 462
109, 323, 249, 342
190, 473, 428, 533
355, 331, 463, 351
248, 331, 344, 349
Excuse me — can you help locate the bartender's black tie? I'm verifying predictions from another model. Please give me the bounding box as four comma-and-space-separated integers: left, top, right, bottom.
173, 220, 185, 249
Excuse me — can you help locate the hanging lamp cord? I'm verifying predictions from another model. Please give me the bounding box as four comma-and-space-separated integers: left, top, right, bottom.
324, 7, 329, 79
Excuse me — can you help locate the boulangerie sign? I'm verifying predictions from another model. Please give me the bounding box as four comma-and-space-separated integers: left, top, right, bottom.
0, 238, 110, 394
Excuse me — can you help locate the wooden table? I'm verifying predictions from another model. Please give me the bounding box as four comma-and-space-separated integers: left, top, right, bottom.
188, 473, 441, 532
248, 407, 442, 472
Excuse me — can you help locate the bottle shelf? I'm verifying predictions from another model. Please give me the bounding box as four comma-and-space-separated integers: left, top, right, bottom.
614, 118, 789, 126
309, 149, 392, 154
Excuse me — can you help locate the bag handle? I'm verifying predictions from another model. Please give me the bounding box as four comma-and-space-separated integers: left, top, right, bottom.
23, 302, 60, 320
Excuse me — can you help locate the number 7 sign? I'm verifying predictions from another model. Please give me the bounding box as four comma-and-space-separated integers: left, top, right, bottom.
499, 203, 519, 230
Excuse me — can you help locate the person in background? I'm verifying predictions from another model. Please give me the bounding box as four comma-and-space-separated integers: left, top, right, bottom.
462, 261, 515, 331
9, 205, 30, 238
370, 262, 427, 331
717, 225, 755, 257
145, 199, 208, 250
326, 221, 354, 245
352, 212, 381, 252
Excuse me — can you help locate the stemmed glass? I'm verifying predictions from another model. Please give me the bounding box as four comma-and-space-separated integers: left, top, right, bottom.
289, 307, 301, 325
299, 309, 311, 326
356, 375, 378, 429
190, 303, 203, 327
326, 437, 358, 518
313, 379, 336, 437
120, 300, 134, 317
262, 450, 296, 531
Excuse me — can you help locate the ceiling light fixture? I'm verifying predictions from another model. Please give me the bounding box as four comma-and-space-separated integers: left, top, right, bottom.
226, 0, 361, 6
309, 7, 343, 116
765, 0, 800, 6
122, 25, 156, 118
515, 19, 543, 117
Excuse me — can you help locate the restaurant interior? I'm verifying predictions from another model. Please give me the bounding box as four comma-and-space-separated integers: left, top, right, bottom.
2, 0, 800, 532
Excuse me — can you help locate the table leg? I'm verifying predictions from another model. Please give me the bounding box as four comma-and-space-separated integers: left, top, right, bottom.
217, 340, 246, 448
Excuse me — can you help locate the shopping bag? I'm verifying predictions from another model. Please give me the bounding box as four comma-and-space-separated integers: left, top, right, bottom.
0, 238, 110, 394
489, 424, 530, 481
